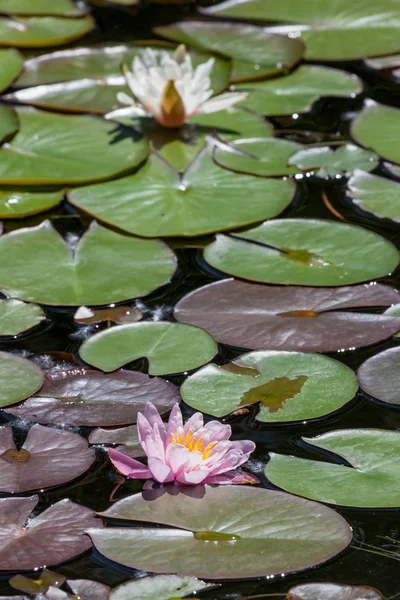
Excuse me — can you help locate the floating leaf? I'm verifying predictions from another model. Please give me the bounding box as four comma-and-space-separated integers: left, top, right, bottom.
155, 21, 304, 82
0, 495, 101, 570
0, 0, 83, 16
0, 48, 23, 93
232, 66, 362, 115
0, 189, 63, 218
365, 54, 400, 70
0, 351, 43, 407
0, 221, 176, 306
203, 219, 400, 286
89, 424, 141, 455
347, 169, 400, 223
74, 305, 142, 326
357, 346, 400, 406
10, 570, 65, 595
213, 138, 303, 177
203, 0, 400, 61
0, 108, 148, 185
69, 146, 295, 237
79, 322, 217, 375
351, 101, 400, 165
175, 279, 400, 352
265, 428, 400, 508
0, 299, 45, 336
181, 350, 357, 422
0, 424, 94, 493
62, 579, 110, 600
110, 575, 212, 600
88, 485, 352, 579
0, 105, 18, 143
289, 144, 379, 178
0, 16, 93, 48
287, 583, 384, 600
6, 368, 180, 426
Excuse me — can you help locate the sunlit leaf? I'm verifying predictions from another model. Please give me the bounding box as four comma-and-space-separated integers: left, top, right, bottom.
0, 189, 63, 218
358, 346, 400, 406
109, 575, 212, 600
0, 15, 94, 48
0, 105, 18, 144
289, 144, 379, 178
287, 582, 384, 600
0, 0, 83, 15
347, 169, 400, 223
0, 48, 23, 93
351, 100, 400, 165
0, 351, 43, 407
0, 299, 45, 336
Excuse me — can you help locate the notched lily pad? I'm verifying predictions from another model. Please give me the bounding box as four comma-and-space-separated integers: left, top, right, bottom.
175, 279, 400, 352
265, 428, 400, 508
0, 299, 45, 336
0, 495, 101, 570
0, 220, 176, 306
289, 144, 379, 178
181, 350, 358, 422
287, 582, 384, 600
79, 322, 217, 375
88, 485, 352, 579
0, 424, 94, 492
6, 367, 180, 426
347, 169, 400, 223
0, 351, 44, 407
357, 346, 400, 406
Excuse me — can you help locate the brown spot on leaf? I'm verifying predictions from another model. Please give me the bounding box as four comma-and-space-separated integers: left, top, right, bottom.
1, 448, 31, 464
278, 310, 319, 318
240, 375, 308, 412
221, 363, 260, 377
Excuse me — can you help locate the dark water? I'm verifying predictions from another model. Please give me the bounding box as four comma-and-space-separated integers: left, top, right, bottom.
0, 2, 400, 598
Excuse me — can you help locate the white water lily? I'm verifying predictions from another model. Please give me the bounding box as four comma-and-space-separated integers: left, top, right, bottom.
105, 45, 248, 128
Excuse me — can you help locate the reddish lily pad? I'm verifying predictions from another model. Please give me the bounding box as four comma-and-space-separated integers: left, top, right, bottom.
174, 279, 400, 352
0, 424, 94, 492
0, 495, 101, 570
74, 305, 142, 326
288, 583, 384, 600
357, 346, 400, 406
6, 368, 180, 426
89, 424, 141, 456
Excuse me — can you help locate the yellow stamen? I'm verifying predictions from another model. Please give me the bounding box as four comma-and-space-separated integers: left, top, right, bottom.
160, 80, 186, 128
171, 428, 218, 459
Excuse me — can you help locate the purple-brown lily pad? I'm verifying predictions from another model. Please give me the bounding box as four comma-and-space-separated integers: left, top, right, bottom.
89, 424, 142, 458
5, 368, 180, 426
0, 495, 101, 571
357, 346, 400, 406
287, 582, 384, 600
0, 424, 95, 493
174, 279, 400, 352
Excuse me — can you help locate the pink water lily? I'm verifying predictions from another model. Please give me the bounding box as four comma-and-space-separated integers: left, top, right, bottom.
108, 402, 256, 485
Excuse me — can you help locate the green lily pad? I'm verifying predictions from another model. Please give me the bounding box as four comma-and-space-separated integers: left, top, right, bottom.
357, 346, 400, 406
0, 220, 176, 306
16, 43, 230, 96
347, 170, 400, 223
88, 485, 352, 579
351, 101, 400, 164
265, 428, 400, 508
0, 351, 44, 407
233, 66, 362, 115
213, 138, 303, 177
203, 0, 400, 61
79, 321, 217, 375
0, 189, 63, 218
109, 575, 212, 600
68, 146, 295, 237
0, 48, 23, 93
384, 303, 400, 338
365, 54, 400, 70
0, 299, 45, 336
0, 0, 83, 16
155, 21, 304, 83
384, 162, 400, 178
289, 144, 379, 178
181, 350, 358, 422
0, 105, 18, 143
204, 219, 400, 286
0, 15, 94, 48
0, 108, 148, 185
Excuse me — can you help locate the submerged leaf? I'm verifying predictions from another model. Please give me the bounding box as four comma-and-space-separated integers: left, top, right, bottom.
10, 570, 65, 594
240, 375, 308, 411
287, 582, 384, 600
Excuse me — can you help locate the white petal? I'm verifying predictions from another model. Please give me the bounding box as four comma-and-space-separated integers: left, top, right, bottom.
105, 106, 147, 120
198, 92, 248, 114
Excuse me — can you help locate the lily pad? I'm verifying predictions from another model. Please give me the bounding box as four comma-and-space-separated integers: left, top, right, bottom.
384, 303, 400, 338
347, 169, 400, 223
74, 305, 142, 326
63, 580, 110, 600
0, 105, 18, 143
89, 424, 141, 456
233, 66, 362, 115
289, 144, 379, 178
68, 146, 295, 237
0, 351, 44, 407
79, 322, 217, 375
110, 575, 212, 600
365, 54, 400, 70
351, 101, 400, 165
6, 368, 180, 426
10, 570, 65, 595
357, 346, 400, 406
0, 495, 101, 570
203, 0, 400, 61
213, 138, 303, 177
180, 350, 358, 422
203, 219, 400, 286
0, 298, 45, 336
0, 0, 82, 15
0, 48, 23, 92
0, 189, 63, 218
0, 424, 95, 492
0, 108, 148, 185
175, 279, 400, 352
0, 220, 176, 306
88, 485, 352, 579
265, 428, 400, 508
0, 16, 94, 48
155, 21, 304, 82
288, 583, 384, 600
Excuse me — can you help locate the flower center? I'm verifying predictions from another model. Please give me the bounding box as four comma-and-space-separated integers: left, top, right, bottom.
171, 428, 218, 459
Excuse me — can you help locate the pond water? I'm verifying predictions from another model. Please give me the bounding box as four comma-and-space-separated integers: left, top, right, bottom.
0, 1, 399, 599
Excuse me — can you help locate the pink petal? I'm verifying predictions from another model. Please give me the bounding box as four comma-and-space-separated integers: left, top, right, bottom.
176, 469, 210, 485
183, 412, 204, 435
166, 443, 191, 475
144, 424, 166, 462
204, 421, 232, 441
166, 403, 183, 443
144, 402, 166, 440
108, 448, 151, 479
148, 457, 175, 483
205, 469, 259, 485
136, 412, 153, 445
